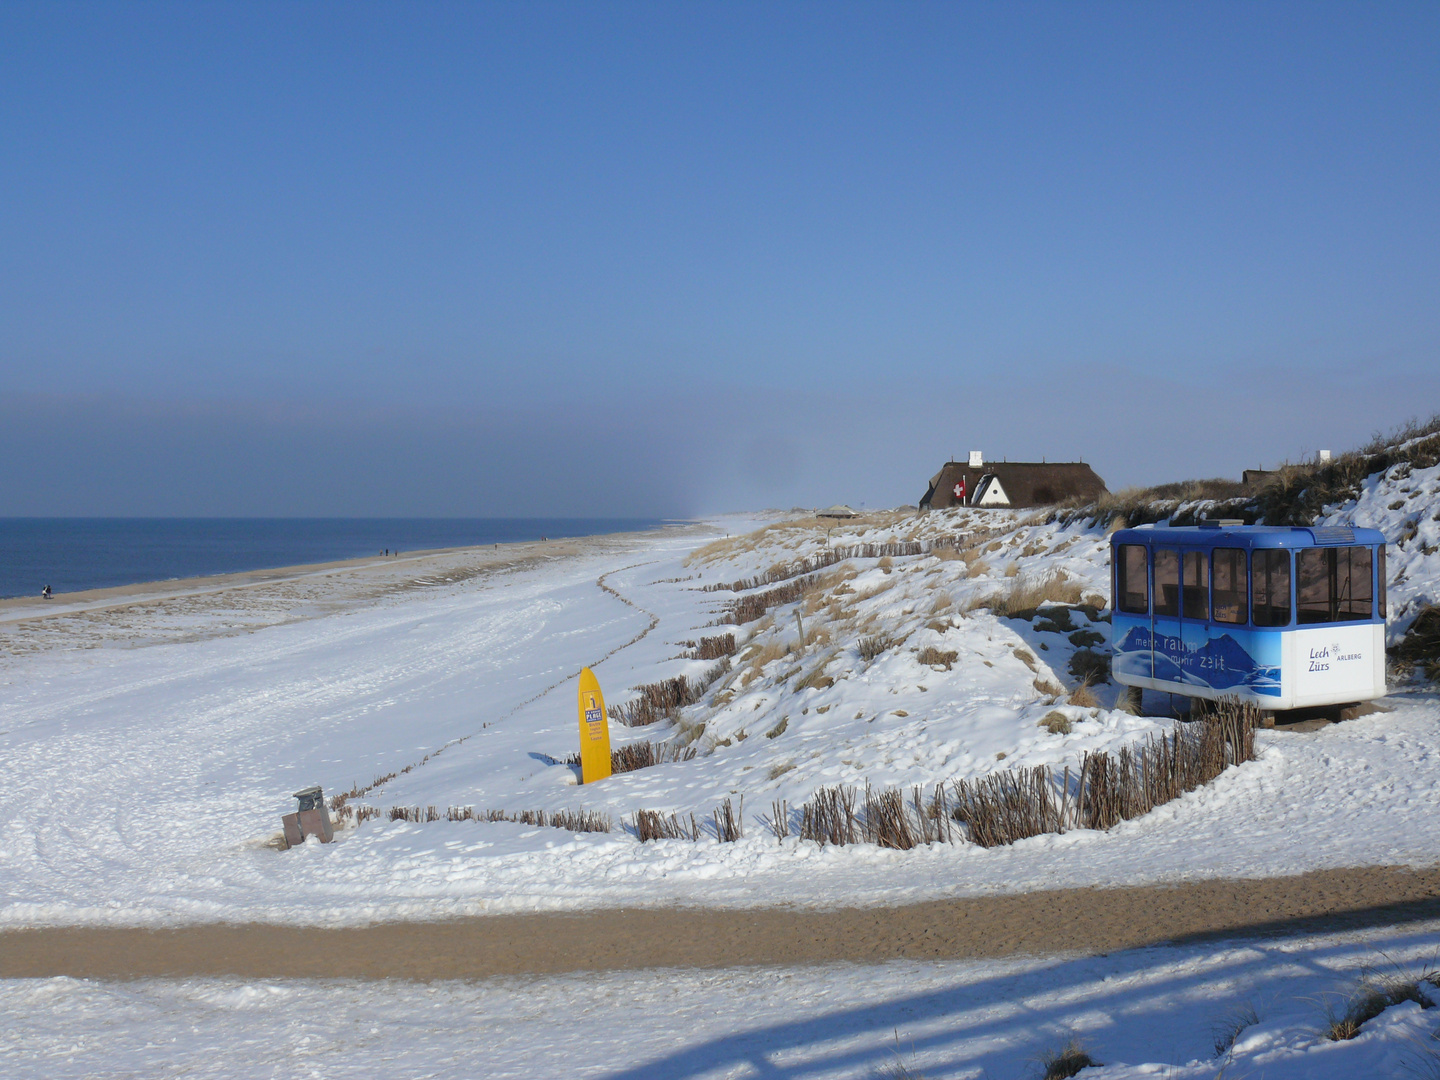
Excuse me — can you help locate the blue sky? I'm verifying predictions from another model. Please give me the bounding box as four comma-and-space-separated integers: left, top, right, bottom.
2, 2, 1437, 515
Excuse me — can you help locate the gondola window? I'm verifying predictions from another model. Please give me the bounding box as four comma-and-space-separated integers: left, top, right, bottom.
1154, 549, 1180, 617
1252, 549, 1291, 627
1182, 550, 1208, 619
1115, 544, 1148, 614
1378, 546, 1387, 619
1297, 546, 1373, 624
1211, 548, 1246, 624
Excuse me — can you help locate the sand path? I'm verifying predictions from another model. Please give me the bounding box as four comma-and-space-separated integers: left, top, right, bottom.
4, 867, 1437, 980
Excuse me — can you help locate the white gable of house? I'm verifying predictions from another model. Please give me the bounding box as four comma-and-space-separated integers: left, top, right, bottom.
975, 475, 1010, 506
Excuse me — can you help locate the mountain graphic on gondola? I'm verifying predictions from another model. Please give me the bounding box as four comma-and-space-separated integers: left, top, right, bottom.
1114, 626, 1281, 693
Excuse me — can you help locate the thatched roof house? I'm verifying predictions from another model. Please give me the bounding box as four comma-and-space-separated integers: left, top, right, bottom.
920, 452, 1107, 510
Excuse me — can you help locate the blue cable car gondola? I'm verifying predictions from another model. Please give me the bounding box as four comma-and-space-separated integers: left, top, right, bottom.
1110, 522, 1387, 710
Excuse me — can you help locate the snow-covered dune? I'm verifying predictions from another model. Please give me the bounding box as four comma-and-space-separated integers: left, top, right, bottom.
3, 467, 1440, 1079
0, 475, 1437, 926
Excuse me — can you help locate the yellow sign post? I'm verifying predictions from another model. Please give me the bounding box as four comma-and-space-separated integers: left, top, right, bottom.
576, 667, 612, 784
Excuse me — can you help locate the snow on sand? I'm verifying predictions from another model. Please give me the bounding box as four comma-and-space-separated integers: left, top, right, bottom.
6, 920, 1440, 1078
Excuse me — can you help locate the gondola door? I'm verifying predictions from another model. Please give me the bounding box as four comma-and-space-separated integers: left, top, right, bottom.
1178, 549, 1210, 689
1150, 548, 1182, 685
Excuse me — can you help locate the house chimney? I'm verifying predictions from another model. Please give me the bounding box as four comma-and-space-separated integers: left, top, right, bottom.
968, 450, 984, 468
1318, 449, 1332, 463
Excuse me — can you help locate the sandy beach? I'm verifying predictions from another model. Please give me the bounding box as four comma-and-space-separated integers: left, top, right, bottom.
0, 521, 704, 659
2, 867, 1438, 980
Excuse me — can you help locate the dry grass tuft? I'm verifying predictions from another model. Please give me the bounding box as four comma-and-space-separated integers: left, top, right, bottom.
1067, 679, 1099, 709
1212, 1002, 1259, 1057
1039, 710, 1072, 735
1325, 965, 1438, 1041
1040, 1040, 1100, 1079
981, 572, 1085, 618
741, 640, 790, 688
917, 646, 959, 671
795, 656, 837, 691
671, 717, 707, 747
859, 634, 896, 661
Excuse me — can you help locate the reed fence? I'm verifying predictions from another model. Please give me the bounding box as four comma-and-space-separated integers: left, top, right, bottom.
608, 658, 731, 726
775, 701, 1260, 849
633, 808, 701, 842
685, 633, 738, 660
378, 806, 612, 833
702, 540, 964, 595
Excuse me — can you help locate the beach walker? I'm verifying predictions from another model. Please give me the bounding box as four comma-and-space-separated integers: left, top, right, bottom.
1110, 522, 1387, 712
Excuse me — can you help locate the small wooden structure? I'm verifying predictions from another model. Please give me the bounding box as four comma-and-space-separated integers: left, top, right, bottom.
281, 785, 334, 848
816, 505, 860, 519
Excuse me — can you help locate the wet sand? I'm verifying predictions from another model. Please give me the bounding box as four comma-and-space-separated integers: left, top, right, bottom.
4, 867, 1438, 980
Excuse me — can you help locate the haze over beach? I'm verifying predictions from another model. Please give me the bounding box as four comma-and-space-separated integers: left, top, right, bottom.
4, 3, 1440, 1078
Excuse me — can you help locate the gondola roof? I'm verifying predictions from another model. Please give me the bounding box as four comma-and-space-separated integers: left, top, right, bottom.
1112, 523, 1386, 549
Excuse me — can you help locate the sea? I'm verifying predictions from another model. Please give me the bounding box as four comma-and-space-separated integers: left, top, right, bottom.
0, 518, 668, 600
